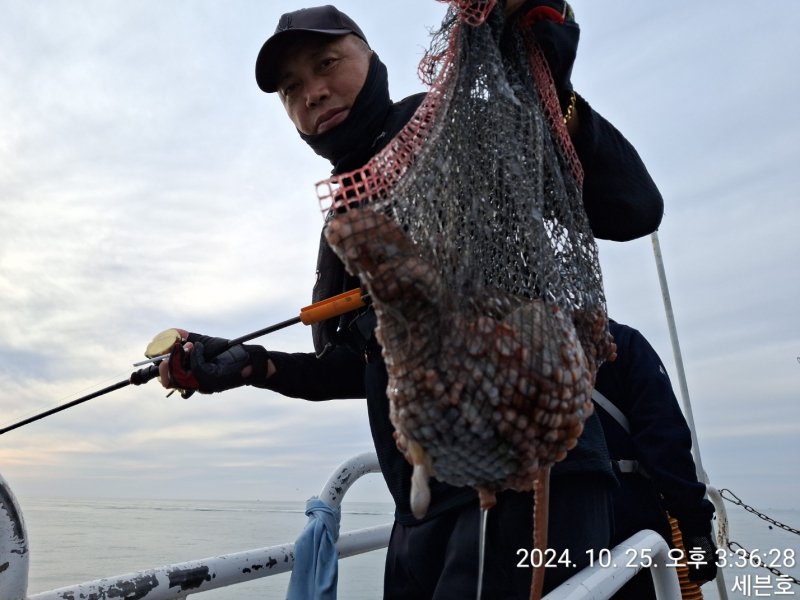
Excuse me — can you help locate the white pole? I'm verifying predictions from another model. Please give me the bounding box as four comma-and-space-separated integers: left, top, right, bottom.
650, 231, 706, 481
650, 231, 729, 600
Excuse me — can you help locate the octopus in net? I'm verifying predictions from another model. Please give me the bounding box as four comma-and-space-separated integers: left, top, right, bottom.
325, 206, 615, 598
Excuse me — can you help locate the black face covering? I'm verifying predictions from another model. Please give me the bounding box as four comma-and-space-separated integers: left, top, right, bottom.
299, 52, 391, 174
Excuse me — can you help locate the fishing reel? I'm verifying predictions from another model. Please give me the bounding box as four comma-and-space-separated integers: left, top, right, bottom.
144, 329, 196, 399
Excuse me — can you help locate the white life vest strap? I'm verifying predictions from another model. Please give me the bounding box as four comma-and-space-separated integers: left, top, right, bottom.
591, 389, 631, 434
616, 459, 639, 473
592, 390, 653, 480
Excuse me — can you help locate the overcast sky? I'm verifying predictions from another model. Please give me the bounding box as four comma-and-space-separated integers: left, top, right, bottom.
0, 1, 798, 513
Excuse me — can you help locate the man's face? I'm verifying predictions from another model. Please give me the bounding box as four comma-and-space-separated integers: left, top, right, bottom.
276, 34, 371, 136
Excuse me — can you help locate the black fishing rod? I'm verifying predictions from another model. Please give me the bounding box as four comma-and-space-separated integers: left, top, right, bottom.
0, 364, 161, 436
0, 289, 366, 437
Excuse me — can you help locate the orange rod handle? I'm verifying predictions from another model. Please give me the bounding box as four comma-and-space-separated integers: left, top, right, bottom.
299, 288, 365, 325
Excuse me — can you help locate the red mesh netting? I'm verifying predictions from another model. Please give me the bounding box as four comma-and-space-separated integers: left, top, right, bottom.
445, 0, 497, 27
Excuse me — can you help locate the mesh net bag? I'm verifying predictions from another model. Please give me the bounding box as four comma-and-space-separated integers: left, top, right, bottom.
318, 4, 615, 591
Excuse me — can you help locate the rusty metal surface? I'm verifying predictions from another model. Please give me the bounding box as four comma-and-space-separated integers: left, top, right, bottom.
28, 544, 294, 600
28, 525, 393, 600
318, 451, 381, 509
0, 473, 29, 600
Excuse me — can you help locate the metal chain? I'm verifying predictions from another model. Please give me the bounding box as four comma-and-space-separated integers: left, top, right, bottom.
728, 541, 800, 586
720, 488, 800, 536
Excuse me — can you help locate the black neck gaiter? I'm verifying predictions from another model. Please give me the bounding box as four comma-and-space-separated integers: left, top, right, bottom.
299, 52, 391, 174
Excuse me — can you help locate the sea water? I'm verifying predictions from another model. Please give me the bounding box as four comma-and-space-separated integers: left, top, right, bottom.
19, 496, 799, 599
21, 497, 392, 599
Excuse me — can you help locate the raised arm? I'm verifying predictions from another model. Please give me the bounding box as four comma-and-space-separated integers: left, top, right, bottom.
515, 0, 665, 241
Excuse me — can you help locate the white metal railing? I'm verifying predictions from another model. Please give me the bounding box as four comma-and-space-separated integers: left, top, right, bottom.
21, 452, 389, 600
706, 485, 730, 550
27, 526, 391, 600
543, 530, 681, 600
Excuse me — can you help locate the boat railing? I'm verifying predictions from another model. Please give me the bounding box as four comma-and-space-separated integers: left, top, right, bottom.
706, 485, 729, 550
543, 529, 681, 600
18, 452, 389, 600
2, 451, 683, 600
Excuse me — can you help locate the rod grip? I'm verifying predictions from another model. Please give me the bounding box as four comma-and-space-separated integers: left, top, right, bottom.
130, 363, 161, 386
299, 288, 366, 325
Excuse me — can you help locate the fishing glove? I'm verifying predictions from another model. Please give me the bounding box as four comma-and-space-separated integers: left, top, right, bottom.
684, 533, 719, 583
167, 337, 270, 394
518, 1, 579, 106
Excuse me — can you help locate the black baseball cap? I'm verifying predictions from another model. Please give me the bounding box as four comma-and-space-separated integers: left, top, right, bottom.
255, 5, 368, 94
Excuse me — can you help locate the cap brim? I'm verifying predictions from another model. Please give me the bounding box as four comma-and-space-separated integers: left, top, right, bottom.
255, 29, 351, 94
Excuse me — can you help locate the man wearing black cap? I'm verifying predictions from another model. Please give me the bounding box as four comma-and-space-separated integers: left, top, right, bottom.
161, 3, 666, 597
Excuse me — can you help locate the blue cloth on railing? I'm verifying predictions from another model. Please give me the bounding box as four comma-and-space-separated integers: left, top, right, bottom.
286, 496, 342, 600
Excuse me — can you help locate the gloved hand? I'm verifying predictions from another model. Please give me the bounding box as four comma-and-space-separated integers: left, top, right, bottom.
684, 534, 719, 584
516, 1, 579, 104
166, 337, 270, 394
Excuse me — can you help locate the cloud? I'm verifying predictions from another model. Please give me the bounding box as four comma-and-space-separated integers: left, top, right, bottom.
0, 0, 798, 514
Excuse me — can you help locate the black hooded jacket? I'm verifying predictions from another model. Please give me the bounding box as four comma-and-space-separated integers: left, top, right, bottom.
262, 51, 663, 524
595, 323, 715, 542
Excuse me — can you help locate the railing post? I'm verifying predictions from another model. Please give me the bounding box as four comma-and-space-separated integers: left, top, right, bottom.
317, 451, 382, 510
543, 530, 681, 600
705, 485, 732, 600
0, 473, 29, 600
651, 231, 729, 599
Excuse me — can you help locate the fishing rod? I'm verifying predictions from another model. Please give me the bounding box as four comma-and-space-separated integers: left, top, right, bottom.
0, 289, 366, 436
134, 288, 366, 366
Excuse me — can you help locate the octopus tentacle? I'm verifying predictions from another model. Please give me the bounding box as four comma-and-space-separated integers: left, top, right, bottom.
530, 468, 550, 600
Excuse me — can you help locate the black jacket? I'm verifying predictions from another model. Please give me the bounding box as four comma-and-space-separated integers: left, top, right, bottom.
595, 322, 715, 543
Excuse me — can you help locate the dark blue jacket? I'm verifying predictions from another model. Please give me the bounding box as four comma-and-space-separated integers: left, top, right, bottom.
595, 322, 715, 543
